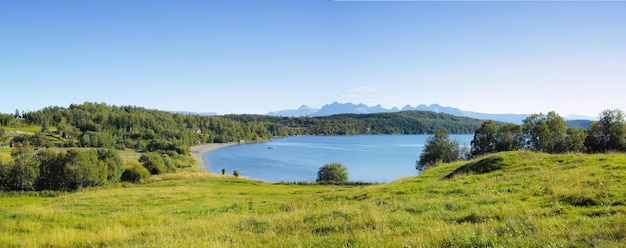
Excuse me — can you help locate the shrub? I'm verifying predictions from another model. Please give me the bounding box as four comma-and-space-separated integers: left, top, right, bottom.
316, 163, 348, 184
139, 153, 167, 175
233, 169, 240, 177
121, 162, 150, 183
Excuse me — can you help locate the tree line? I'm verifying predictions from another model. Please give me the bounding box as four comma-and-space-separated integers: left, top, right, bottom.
417, 109, 626, 170
6, 102, 485, 152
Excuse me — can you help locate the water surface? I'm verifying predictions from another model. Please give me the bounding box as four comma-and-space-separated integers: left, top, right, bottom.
204, 135, 473, 182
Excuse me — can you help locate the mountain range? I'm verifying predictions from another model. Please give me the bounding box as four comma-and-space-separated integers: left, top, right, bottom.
267, 102, 595, 125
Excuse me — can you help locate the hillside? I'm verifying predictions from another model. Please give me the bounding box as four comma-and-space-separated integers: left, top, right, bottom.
226, 110, 484, 135
1, 151, 624, 247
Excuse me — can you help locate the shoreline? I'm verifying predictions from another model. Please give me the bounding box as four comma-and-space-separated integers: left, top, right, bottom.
190, 143, 237, 172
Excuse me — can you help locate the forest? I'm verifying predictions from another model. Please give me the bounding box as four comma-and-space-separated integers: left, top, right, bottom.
3, 102, 485, 151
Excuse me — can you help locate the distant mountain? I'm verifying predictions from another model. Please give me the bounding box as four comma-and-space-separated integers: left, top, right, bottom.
169, 111, 217, 116
407, 104, 529, 124
311, 102, 399, 117
267, 102, 595, 125
266, 105, 319, 117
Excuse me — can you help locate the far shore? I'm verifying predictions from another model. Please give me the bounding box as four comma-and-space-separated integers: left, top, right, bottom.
190, 143, 237, 172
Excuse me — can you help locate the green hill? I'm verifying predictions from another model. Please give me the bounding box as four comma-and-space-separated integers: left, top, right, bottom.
1, 151, 625, 247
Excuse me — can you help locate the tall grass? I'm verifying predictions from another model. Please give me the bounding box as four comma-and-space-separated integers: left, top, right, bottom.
1, 151, 625, 247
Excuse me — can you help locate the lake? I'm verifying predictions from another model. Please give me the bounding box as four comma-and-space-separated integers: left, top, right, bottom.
204, 134, 474, 183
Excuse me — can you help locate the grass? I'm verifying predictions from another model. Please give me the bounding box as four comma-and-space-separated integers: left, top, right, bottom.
1, 151, 625, 247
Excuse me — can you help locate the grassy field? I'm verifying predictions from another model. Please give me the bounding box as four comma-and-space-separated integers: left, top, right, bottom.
1, 151, 625, 247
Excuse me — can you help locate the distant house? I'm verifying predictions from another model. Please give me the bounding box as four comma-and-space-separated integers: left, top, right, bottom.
10, 140, 26, 148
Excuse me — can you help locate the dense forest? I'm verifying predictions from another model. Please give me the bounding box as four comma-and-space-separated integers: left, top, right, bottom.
2, 102, 485, 151
224, 111, 483, 135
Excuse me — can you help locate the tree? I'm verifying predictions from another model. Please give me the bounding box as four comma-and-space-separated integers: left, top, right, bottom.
522, 112, 566, 153
65, 150, 106, 189
97, 149, 124, 183
0, 127, 5, 146
565, 127, 586, 153
36, 149, 69, 190
120, 161, 150, 183
471, 120, 498, 156
139, 153, 167, 175
316, 162, 348, 184
496, 123, 524, 152
5, 148, 40, 191
584, 109, 626, 152
416, 129, 462, 172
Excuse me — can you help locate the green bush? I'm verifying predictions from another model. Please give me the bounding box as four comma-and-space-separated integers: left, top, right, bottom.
316, 163, 348, 184
139, 153, 167, 175
121, 162, 150, 183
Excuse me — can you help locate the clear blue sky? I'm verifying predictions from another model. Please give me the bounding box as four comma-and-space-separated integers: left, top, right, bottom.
1, 1, 624, 117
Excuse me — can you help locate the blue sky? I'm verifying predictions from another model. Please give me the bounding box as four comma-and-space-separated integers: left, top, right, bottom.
1, 1, 624, 117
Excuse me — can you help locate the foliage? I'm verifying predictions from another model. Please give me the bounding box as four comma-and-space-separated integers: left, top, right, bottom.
97, 149, 124, 183
139, 153, 168, 175
22, 102, 280, 151
316, 163, 349, 184
470, 120, 499, 156
120, 161, 150, 183
584, 109, 626, 153
0, 148, 125, 191
522, 112, 567, 153
233, 169, 240, 177
2, 148, 39, 191
224, 110, 483, 135
417, 129, 464, 171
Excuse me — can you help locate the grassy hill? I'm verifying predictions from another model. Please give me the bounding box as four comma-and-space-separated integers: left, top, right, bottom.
1, 151, 625, 247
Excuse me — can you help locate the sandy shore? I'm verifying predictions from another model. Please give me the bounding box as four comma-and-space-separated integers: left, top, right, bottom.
190, 143, 236, 172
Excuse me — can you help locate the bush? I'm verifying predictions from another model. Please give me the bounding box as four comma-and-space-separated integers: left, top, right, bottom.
233, 169, 240, 177
121, 162, 150, 183
316, 163, 348, 184
139, 153, 168, 175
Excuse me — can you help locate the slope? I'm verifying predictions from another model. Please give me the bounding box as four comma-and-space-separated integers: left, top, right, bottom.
0, 152, 624, 247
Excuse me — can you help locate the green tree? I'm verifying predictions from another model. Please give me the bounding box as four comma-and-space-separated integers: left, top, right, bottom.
139, 153, 167, 175
565, 127, 586, 153
36, 149, 68, 190
65, 150, 106, 189
120, 161, 150, 183
316, 162, 348, 184
5, 148, 40, 191
522, 112, 566, 153
471, 120, 498, 156
0, 127, 5, 146
97, 149, 124, 183
417, 129, 462, 172
496, 123, 524, 152
584, 109, 626, 153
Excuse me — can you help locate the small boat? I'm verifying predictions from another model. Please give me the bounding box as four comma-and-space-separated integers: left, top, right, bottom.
267, 146, 275, 149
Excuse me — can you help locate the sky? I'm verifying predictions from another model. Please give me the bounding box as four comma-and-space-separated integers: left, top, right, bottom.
1, 1, 625, 117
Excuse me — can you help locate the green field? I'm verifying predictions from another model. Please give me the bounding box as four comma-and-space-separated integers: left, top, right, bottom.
1, 151, 625, 247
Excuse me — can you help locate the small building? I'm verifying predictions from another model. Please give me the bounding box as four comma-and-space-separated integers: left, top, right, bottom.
10, 140, 26, 148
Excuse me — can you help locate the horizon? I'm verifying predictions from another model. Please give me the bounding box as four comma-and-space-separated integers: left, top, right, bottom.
0, 100, 600, 120
2, 1, 624, 117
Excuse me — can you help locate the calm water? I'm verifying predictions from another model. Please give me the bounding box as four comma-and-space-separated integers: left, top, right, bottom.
204, 135, 474, 183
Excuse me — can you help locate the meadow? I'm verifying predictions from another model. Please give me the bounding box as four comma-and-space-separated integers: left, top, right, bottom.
0, 151, 625, 247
